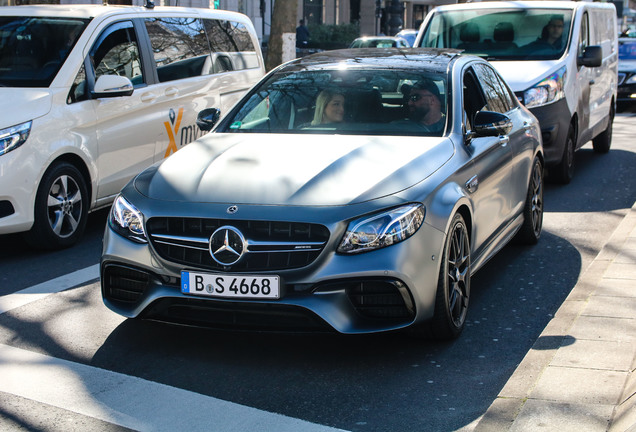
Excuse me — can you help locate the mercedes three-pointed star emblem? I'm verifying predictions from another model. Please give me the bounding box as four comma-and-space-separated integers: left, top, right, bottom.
209, 226, 246, 266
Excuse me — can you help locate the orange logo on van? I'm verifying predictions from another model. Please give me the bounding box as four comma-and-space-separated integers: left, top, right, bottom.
164, 108, 184, 158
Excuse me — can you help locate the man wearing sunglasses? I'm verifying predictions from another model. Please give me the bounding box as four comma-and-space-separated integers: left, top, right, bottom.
405, 79, 446, 133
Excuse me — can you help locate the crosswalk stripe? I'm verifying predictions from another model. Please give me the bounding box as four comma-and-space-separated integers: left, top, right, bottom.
0, 343, 346, 431
0, 264, 99, 315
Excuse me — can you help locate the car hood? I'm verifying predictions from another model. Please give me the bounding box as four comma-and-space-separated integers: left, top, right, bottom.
619, 59, 636, 73
490, 60, 559, 92
0, 88, 52, 128
135, 133, 454, 206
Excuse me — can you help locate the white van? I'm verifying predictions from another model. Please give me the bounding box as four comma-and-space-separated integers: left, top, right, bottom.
416, 1, 617, 184
0, 4, 264, 249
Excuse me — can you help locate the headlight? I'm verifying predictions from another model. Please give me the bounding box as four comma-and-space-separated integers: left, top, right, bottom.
0, 121, 32, 156
337, 204, 425, 254
109, 195, 147, 243
523, 66, 566, 108
625, 74, 636, 85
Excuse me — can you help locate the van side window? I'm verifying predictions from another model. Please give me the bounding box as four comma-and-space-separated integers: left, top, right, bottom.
202, 19, 259, 70
69, 22, 143, 103
472, 63, 513, 113
145, 17, 211, 82
578, 12, 589, 58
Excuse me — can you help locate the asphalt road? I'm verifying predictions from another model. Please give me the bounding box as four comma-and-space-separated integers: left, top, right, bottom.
0, 112, 635, 431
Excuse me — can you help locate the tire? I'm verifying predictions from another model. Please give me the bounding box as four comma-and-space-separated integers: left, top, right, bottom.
429, 213, 471, 340
592, 105, 614, 153
24, 162, 88, 250
551, 124, 575, 184
515, 157, 544, 245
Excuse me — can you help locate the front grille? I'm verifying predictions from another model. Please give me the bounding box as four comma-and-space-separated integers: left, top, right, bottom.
146, 217, 330, 272
318, 279, 415, 321
102, 264, 151, 304
142, 298, 333, 332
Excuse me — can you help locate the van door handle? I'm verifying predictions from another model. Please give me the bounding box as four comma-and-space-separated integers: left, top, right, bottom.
140, 93, 157, 103
165, 87, 179, 97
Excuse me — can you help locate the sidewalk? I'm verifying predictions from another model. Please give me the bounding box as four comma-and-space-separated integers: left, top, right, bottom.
474, 202, 636, 432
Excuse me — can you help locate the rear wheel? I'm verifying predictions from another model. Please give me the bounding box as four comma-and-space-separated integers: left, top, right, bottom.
429, 213, 471, 340
24, 162, 88, 250
592, 105, 614, 153
516, 157, 544, 245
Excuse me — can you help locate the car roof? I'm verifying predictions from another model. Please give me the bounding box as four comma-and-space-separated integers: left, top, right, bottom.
432, 0, 597, 12
278, 48, 464, 73
0, 4, 247, 21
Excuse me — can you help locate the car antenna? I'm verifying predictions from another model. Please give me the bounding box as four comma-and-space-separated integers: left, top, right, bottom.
145, 0, 155, 9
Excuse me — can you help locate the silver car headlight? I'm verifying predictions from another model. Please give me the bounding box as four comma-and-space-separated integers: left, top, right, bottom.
523, 66, 566, 108
337, 204, 425, 254
109, 195, 147, 243
0, 121, 32, 156
625, 74, 636, 85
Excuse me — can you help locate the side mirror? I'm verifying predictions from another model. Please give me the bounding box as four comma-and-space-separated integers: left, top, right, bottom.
196, 108, 221, 132
91, 75, 134, 98
469, 110, 512, 139
578, 45, 602, 68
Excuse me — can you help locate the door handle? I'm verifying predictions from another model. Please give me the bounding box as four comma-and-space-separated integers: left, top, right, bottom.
140, 93, 157, 103
499, 136, 509, 146
165, 87, 179, 97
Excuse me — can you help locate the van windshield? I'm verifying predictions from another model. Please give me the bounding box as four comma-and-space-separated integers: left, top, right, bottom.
0, 16, 89, 88
419, 8, 573, 61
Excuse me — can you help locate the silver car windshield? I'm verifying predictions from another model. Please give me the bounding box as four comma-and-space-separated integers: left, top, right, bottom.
420, 8, 573, 61
0, 16, 89, 87
222, 69, 448, 137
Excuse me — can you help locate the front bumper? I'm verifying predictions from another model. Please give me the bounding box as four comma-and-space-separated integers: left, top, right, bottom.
101, 219, 446, 335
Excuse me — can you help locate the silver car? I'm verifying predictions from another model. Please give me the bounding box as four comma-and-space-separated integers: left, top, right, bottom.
101, 49, 544, 340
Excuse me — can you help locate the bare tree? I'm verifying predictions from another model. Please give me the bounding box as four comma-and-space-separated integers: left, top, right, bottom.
265, 0, 297, 71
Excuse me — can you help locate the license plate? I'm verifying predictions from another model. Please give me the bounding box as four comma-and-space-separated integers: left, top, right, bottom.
181, 271, 280, 299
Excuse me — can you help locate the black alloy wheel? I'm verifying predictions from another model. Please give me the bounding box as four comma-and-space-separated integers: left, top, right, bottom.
430, 213, 471, 340
516, 157, 544, 245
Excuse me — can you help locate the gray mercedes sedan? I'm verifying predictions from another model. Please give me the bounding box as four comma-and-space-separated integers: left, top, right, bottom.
101, 49, 543, 340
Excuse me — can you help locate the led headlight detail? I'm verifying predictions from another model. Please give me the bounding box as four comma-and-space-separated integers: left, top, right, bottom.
0, 121, 32, 156
523, 66, 566, 108
109, 195, 147, 243
338, 204, 425, 254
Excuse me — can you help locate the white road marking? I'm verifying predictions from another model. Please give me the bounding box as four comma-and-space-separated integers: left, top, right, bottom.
0, 343, 346, 432
0, 268, 349, 431
0, 264, 99, 314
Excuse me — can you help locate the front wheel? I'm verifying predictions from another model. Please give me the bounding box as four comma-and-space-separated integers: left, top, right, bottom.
592, 105, 614, 153
24, 162, 88, 250
516, 157, 544, 245
429, 213, 471, 340
551, 124, 575, 184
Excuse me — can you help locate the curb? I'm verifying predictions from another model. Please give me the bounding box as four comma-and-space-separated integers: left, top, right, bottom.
474, 202, 636, 432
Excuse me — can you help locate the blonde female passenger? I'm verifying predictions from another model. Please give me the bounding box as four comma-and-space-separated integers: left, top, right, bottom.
311, 89, 345, 125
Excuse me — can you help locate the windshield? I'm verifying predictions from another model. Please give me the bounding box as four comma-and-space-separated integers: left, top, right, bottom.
0, 16, 89, 88
419, 8, 573, 60
219, 69, 448, 137
619, 39, 636, 60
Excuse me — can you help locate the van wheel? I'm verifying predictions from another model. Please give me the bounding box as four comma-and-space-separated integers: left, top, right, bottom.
592, 106, 614, 153
552, 125, 575, 184
25, 162, 88, 250
428, 213, 471, 340
515, 157, 543, 245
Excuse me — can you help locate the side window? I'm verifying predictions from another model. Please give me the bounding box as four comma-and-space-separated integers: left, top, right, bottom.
472, 63, 512, 113
463, 68, 486, 130
202, 19, 259, 70
578, 12, 589, 57
144, 17, 211, 82
69, 22, 143, 103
